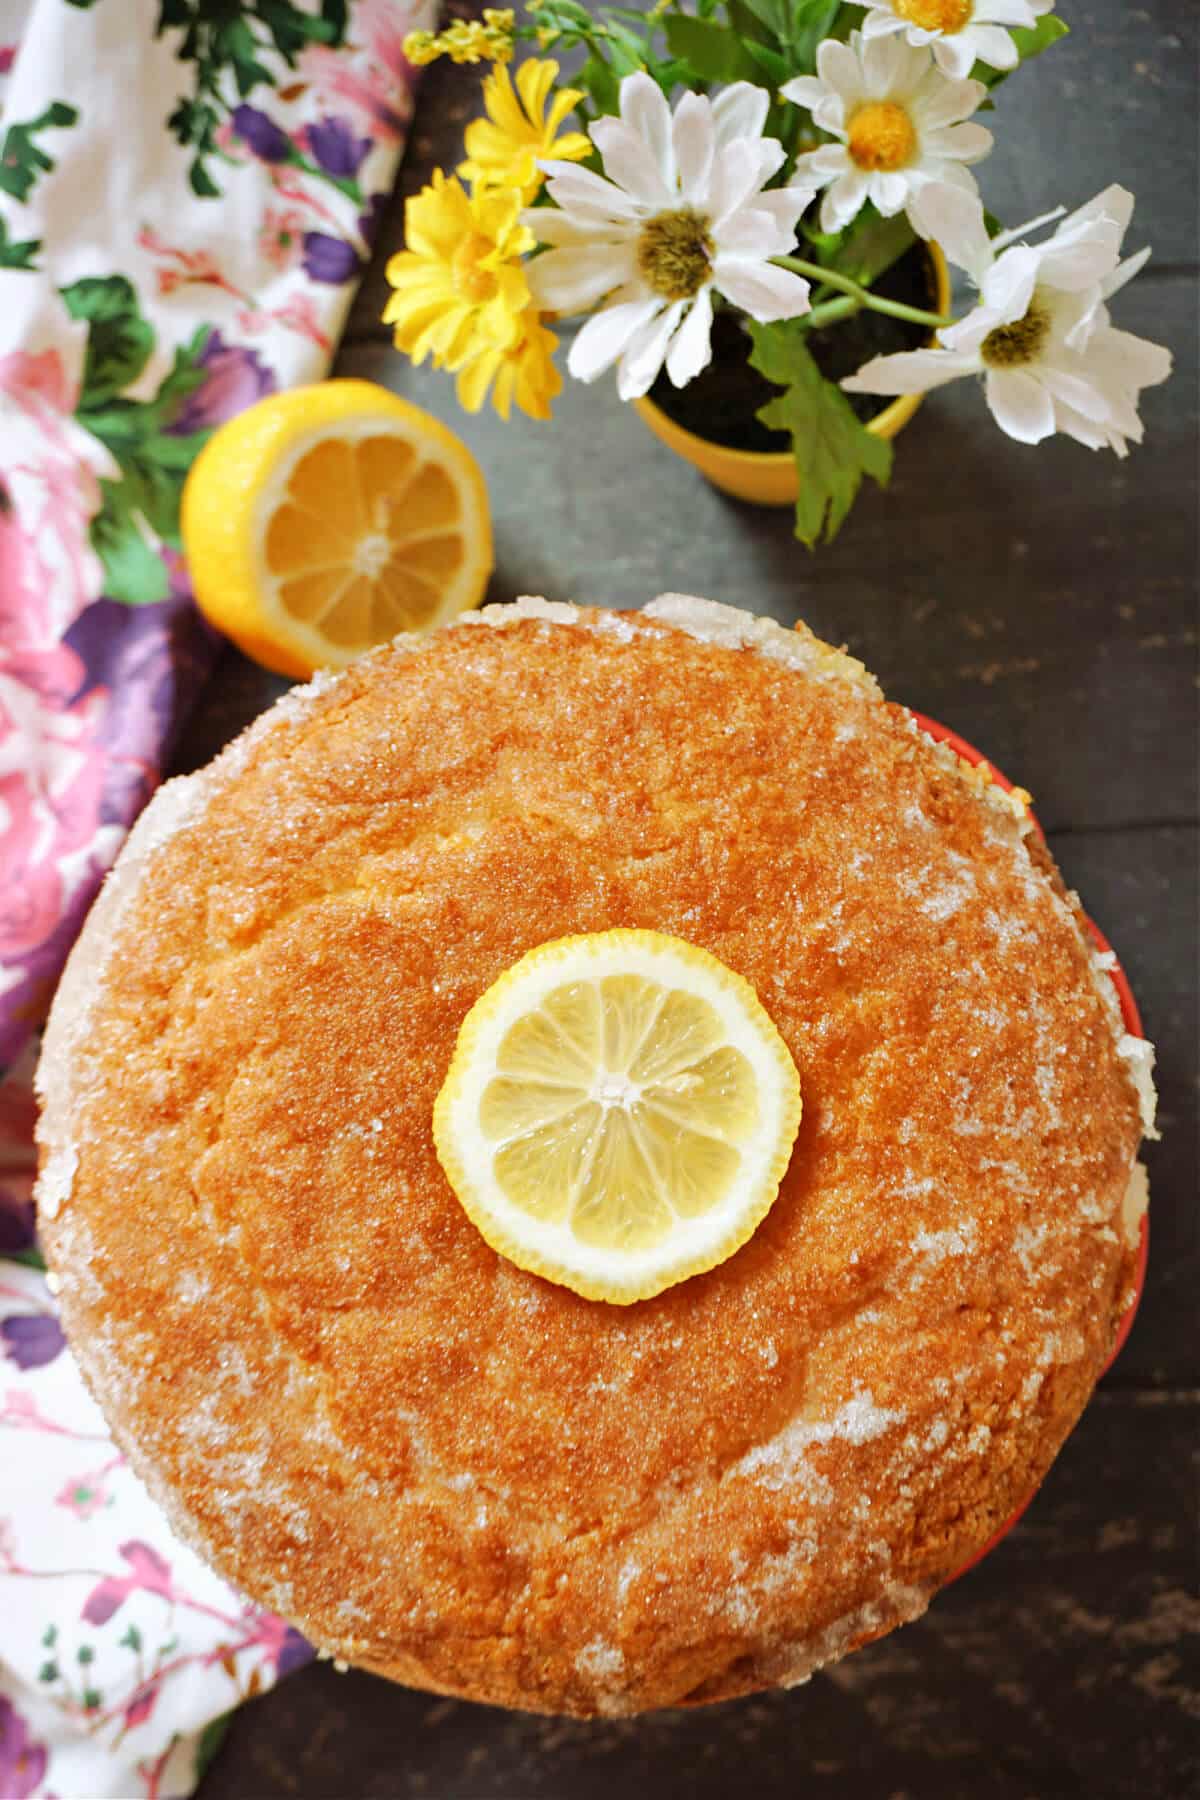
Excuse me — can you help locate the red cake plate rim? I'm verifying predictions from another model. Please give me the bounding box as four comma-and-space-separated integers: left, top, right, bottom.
910, 712, 1149, 1582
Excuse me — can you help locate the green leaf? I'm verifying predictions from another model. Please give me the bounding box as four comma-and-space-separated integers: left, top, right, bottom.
319, 0, 349, 41
61, 275, 155, 408
978, 14, 1068, 84
749, 318, 892, 548
741, 39, 790, 83
664, 14, 760, 82
189, 155, 221, 199
732, 0, 790, 41
577, 50, 622, 113
91, 494, 172, 605
4, 1243, 47, 1270
0, 101, 79, 203
42, 1624, 58, 1647
82, 1688, 102, 1712
828, 207, 917, 287
223, 20, 273, 95
119, 1624, 144, 1652
1010, 14, 1069, 59
789, 0, 842, 62
39, 1662, 60, 1683
195, 1712, 234, 1783
0, 218, 41, 269
77, 1644, 95, 1664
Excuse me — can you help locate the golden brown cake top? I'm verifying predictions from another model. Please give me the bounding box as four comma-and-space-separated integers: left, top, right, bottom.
36, 597, 1151, 1716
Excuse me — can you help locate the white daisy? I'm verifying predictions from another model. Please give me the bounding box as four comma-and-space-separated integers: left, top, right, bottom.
843, 183, 1171, 452
523, 73, 816, 402
844, 0, 1055, 81
781, 32, 992, 234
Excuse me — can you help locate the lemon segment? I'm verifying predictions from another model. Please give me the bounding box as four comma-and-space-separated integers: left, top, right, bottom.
181, 380, 493, 678
433, 931, 802, 1303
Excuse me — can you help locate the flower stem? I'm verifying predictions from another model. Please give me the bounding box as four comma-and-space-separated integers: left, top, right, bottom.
803, 295, 861, 331
773, 256, 954, 330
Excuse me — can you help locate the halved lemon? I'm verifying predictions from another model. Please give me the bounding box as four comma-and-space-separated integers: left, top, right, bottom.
433, 931, 802, 1304
181, 380, 492, 678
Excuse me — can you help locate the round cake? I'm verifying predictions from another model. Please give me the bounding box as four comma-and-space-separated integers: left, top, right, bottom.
35, 595, 1154, 1716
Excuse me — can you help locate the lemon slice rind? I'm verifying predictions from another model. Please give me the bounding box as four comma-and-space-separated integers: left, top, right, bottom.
433, 930, 802, 1304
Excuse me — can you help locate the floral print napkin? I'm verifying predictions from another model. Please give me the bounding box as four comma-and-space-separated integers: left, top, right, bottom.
0, 0, 434, 1792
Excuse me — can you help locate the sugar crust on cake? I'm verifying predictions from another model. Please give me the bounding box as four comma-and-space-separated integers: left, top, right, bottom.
35, 596, 1152, 1717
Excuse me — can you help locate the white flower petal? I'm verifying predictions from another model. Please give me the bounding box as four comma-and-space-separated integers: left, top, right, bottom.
926, 121, 994, 163
665, 286, 714, 387
737, 186, 811, 247
709, 138, 783, 228
816, 37, 866, 105
861, 9, 907, 38
938, 298, 1005, 355
991, 205, 1066, 251
715, 207, 781, 256
1055, 287, 1104, 351
810, 93, 849, 134
617, 299, 685, 400
862, 30, 927, 98
712, 81, 769, 146
915, 159, 980, 197
843, 346, 979, 395
542, 162, 643, 223
978, 0, 1046, 27
618, 72, 675, 192
779, 75, 825, 113
985, 367, 1056, 442
1101, 243, 1152, 302
1059, 183, 1134, 244
523, 207, 614, 248
907, 180, 992, 278
673, 91, 716, 206
910, 71, 987, 130
980, 245, 1040, 323
820, 169, 871, 232
1052, 398, 1117, 454
931, 35, 978, 79
1035, 359, 1111, 421
1097, 323, 1172, 391
1035, 218, 1123, 292
713, 257, 811, 322
527, 243, 636, 314
800, 143, 851, 178
961, 23, 1020, 70
589, 118, 674, 210
568, 298, 660, 384
870, 170, 910, 216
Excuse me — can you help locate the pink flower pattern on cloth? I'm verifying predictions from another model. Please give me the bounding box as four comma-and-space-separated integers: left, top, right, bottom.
0, 0, 435, 1792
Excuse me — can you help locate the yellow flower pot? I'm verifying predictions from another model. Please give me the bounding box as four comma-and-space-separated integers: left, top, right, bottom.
632, 242, 951, 508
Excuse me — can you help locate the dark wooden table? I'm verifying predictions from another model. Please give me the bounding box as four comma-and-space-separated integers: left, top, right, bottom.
192, 3, 1198, 1792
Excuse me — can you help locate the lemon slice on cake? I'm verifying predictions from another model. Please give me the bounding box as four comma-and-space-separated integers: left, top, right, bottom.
181, 380, 492, 678
434, 930, 802, 1303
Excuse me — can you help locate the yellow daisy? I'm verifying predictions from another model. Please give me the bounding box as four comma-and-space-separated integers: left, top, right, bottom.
383, 172, 535, 373
456, 311, 563, 421
459, 58, 591, 201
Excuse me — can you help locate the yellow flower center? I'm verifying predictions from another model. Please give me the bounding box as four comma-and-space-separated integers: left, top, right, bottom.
846, 101, 918, 172
893, 0, 972, 31
637, 209, 714, 301
980, 301, 1051, 368
453, 233, 498, 304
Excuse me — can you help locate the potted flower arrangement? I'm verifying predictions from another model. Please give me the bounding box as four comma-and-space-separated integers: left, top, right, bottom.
385, 1, 1169, 545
